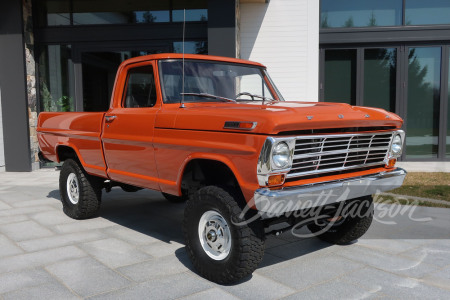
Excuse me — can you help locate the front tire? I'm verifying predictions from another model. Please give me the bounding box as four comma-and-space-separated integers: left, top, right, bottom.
307, 196, 374, 245
59, 159, 103, 219
183, 186, 265, 284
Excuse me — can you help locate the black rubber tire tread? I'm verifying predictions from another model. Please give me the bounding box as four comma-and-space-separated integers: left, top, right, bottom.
308, 197, 374, 245
162, 192, 187, 203
59, 159, 103, 219
183, 186, 265, 284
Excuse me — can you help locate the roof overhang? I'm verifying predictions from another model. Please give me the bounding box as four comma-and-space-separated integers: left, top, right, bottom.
240, 0, 270, 3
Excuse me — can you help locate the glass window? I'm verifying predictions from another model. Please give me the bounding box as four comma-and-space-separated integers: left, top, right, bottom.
324, 49, 356, 105
134, 11, 170, 23
447, 55, 450, 157
37, 0, 208, 26
406, 0, 450, 26
124, 66, 157, 108
363, 48, 397, 112
36, 0, 71, 26
236, 74, 272, 101
173, 41, 208, 54
38, 45, 75, 112
73, 0, 171, 25
158, 60, 277, 104
320, 0, 402, 28
172, 0, 208, 22
172, 9, 208, 22
406, 47, 441, 159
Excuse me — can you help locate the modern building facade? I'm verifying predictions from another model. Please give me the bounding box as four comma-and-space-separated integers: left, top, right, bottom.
0, 0, 449, 172
320, 0, 450, 162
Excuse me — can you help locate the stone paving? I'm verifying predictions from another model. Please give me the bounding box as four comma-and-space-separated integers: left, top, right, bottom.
0, 169, 449, 299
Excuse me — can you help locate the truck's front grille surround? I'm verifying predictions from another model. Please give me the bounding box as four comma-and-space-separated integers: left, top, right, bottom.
287, 132, 393, 179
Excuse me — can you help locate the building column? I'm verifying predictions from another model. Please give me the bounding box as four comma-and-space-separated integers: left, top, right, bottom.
0, 0, 32, 171
207, 0, 238, 58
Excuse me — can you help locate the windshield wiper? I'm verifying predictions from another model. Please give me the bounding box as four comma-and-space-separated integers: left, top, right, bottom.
181, 93, 236, 103
235, 92, 277, 104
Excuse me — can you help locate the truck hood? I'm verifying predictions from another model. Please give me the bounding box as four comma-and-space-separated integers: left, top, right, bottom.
156, 101, 403, 135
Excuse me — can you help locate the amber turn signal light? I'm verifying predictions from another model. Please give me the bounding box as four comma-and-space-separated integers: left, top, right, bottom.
385, 158, 396, 168
268, 174, 285, 186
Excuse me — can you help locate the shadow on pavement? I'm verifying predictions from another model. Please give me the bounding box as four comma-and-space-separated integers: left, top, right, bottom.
46, 187, 332, 279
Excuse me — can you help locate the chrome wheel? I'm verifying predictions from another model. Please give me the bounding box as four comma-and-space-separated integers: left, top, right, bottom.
66, 173, 80, 204
198, 210, 232, 260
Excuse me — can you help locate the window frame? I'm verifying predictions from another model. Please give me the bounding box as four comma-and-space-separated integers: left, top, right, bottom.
121, 63, 159, 109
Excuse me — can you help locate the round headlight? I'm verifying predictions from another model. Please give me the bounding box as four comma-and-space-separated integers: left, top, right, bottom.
391, 135, 402, 156
272, 142, 290, 169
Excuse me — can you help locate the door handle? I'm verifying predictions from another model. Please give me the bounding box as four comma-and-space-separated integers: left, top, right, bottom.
105, 115, 116, 123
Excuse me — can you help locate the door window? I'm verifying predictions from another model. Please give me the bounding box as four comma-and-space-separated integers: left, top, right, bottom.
124, 66, 157, 108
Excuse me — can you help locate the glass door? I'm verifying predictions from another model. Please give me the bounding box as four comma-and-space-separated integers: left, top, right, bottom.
73, 44, 171, 112
321, 45, 450, 160
323, 49, 357, 105
363, 48, 397, 112
405, 46, 441, 159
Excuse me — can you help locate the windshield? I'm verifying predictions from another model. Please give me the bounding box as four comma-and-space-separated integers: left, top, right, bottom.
158, 59, 284, 103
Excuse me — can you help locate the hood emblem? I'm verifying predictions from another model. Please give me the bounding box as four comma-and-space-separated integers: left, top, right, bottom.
365, 114, 370, 118
385, 115, 390, 119
307, 116, 313, 120
338, 114, 344, 119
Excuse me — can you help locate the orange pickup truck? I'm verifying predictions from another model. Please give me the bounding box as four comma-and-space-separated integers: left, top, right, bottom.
37, 53, 406, 284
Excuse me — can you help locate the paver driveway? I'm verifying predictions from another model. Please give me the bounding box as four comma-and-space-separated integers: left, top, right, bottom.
0, 169, 449, 299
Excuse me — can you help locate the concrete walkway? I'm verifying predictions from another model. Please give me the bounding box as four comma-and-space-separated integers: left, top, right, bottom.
0, 169, 449, 299
396, 161, 450, 172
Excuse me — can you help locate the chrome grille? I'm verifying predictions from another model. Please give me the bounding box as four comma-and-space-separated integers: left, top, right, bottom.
287, 132, 393, 179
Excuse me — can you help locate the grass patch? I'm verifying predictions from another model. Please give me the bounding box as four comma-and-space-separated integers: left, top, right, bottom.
374, 194, 450, 209
389, 172, 450, 202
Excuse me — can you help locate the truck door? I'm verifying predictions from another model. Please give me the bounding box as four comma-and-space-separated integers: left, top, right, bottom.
101, 61, 161, 190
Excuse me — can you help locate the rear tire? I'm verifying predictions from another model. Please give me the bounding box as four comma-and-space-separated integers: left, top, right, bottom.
307, 196, 374, 245
183, 186, 265, 284
59, 159, 103, 219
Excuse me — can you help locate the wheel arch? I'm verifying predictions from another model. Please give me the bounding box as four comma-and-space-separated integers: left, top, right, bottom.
177, 155, 247, 204
56, 144, 80, 163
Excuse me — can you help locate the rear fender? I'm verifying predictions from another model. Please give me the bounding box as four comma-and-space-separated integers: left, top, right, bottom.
55, 142, 108, 178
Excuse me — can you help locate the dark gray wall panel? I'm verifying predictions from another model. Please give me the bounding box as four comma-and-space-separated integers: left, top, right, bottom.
0, 0, 32, 171
207, 0, 236, 57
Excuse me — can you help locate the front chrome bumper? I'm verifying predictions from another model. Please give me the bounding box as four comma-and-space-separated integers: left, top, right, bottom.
253, 168, 406, 217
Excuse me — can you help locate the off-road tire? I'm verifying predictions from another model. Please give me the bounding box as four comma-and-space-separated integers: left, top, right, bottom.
307, 196, 374, 245
59, 159, 103, 219
162, 192, 187, 203
183, 186, 265, 284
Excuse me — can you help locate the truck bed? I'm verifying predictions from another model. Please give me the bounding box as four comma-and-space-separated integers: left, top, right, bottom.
37, 112, 107, 177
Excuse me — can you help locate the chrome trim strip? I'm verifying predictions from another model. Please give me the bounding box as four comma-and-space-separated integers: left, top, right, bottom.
253, 168, 407, 217
287, 162, 385, 178
292, 132, 393, 140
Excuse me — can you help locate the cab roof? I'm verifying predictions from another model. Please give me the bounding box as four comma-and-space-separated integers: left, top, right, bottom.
120, 53, 266, 68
